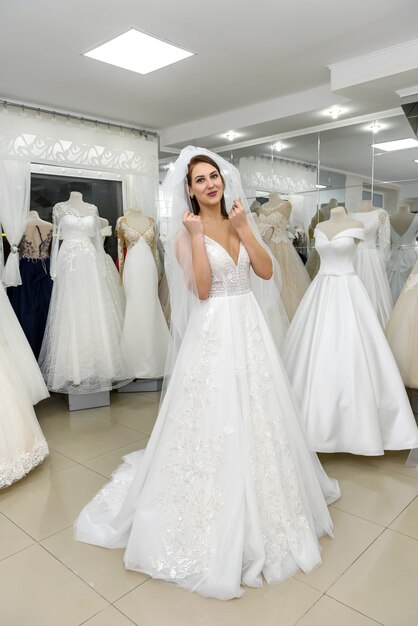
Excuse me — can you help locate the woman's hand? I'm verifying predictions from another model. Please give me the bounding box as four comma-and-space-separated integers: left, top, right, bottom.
183, 211, 204, 237
229, 199, 248, 232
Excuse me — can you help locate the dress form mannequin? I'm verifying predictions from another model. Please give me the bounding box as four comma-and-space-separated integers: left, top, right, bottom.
123, 208, 151, 234
67, 191, 90, 214
390, 204, 415, 236
259, 193, 284, 214
316, 207, 363, 239
358, 200, 374, 212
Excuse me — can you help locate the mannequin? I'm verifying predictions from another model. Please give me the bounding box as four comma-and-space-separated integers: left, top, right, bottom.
123, 207, 151, 234
390, 204, 415, 236
22, 210, 53, 256
308, 198, 338, 240
67, 191, 90, 214
316, 206, 363, 239
249, 200, 261, 215
259, 192, 285, 213
358, 199, 374, 212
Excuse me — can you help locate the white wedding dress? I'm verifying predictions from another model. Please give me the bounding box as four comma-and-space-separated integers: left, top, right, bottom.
39, 202, 132, 394
257, 212, 310, 320
75, 235, 340, 600
0, 286, 48, 488
0, 284, 49, 405
387, 214, 418, 303
282, 227, 418, 455
351, 208, 393, 328
116, 218, 169, 378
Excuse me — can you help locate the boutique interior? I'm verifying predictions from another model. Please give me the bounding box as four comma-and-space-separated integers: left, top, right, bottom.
2, 1, 418, 625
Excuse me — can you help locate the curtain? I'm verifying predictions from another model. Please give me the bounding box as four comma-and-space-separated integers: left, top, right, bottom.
0, 159, 30, 286
125, 173, 158, 219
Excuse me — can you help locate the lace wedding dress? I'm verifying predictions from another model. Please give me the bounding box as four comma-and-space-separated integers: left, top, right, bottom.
116, 218, 169, 378
38, 202, 132, 394
387, 214, 418, 303
75, 234, 340, 600
386, 260, 418, 389
351, 209, 393, 327
282, 227, 418, 455
258, 211, 310, 320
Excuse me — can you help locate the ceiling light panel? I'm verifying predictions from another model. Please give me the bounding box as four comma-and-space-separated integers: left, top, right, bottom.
84, 28, 193, 75
373, 138, 418, 152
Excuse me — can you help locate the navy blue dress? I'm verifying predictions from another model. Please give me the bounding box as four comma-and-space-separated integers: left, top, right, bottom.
8, 226, 53, 359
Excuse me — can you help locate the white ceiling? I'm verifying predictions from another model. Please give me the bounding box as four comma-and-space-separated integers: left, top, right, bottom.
2, 0, 418, 153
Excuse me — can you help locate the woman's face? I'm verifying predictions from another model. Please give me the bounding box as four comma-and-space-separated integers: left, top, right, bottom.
188, 162, 224, 208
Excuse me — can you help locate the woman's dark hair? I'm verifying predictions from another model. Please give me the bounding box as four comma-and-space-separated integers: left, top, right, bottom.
186, 154, 228, 218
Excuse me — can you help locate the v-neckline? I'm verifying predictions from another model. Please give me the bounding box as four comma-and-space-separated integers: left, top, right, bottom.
204, 234, 242, 267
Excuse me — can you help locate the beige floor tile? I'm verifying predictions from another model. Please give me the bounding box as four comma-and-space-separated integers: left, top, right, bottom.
115, 577, 321, 626
328, 529, 418, 626
321, 456, 418, 526
362, 451, 418, 481
295, 508, 384, 592
0, 512, 34, 561
296, 595, 382, 626
109, 395, 159, 436
39, 411, 143, 462
82, 437, 149, 479
0, 465, 105, 541
82, 605, 138, 626
389, 495, 418, 540
42, 527, 148, 602
0, 544, 107, 626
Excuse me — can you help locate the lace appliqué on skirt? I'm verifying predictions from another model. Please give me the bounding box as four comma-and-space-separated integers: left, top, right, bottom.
0, 439, 49, 488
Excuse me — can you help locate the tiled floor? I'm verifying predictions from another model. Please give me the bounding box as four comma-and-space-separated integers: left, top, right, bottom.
1, 392, 418, 626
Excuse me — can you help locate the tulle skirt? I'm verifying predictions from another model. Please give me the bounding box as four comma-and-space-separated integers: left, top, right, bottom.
268, 240, 310, 320
386, 261, 418, 389
0, 284, 49, 405
39, 239, 132, 394
122, 239, 169, 378
387, 245, 418, 304
0, 327, 48, 489
354, 246, 393, 328
75, 290, 340, 600
282, 273, 418, 455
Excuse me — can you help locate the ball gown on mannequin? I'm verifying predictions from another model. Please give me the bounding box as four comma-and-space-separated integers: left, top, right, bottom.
8, 212, 53, 358
386, 259, 418, 389
116, 211, 169, 378
75, 236, 340, 600
282, 226, 418, 455
38, 195, 132, 394
257, 200, 310, 320
350, 206, 393, 328
387, 212, 418, 303
100, 221, 125, 325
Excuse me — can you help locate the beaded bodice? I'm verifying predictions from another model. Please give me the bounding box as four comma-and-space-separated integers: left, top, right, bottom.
116, 218, 159, 276
258, 212, 289, 244
19, 226, 52, 260
204, 236, 251, 297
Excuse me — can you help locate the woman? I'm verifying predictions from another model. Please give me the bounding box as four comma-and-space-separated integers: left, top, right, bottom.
74, 147, 340, 600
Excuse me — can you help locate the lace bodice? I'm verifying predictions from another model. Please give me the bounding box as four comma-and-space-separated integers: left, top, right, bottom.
116, 218, 159, 276
258, 212, 289, 244
391, 214, 418, 248
204, 236, 251, 297
19, 226, 52, 260
404, 260, 418, 293
315, 227, 365, 275
351, 209, 390, 259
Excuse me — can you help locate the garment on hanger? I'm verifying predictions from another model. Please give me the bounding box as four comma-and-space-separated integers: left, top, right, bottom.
282, 227, 418, 455
0, 283, 49, 405
350, 208, 393, 328
38, 201, 132, 394
0, 319, 48, 488
387, 213, 418, 303
75, 232, 340, 600
116, 216, 169, 378
8, 223, 53, 358
386, 259, 418, 389
258, 210, 310, 320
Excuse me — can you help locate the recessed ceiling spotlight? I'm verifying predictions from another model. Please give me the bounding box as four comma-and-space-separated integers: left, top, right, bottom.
316, 184, 327, 189
84, 28, 194, 75
368, 122, 383, 133
273, 142, 285, 152
224, 131, 239, 141
329, 106, 343, 120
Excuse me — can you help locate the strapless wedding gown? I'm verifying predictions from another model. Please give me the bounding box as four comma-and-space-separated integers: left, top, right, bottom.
351, 209, 393, 328
282, 227, 418, 455
258, 212, 310, 320
387, 214, 418, 303
75, 235, 340, 600
116, 219, 168, 378
39, 202, 132, 394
